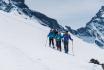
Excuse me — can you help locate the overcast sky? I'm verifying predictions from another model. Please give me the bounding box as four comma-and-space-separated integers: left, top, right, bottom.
25, 0, 103, 29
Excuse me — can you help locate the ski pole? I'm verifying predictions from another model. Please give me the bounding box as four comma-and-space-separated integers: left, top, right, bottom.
72, 40, 74, 56
45, 37, 48, 47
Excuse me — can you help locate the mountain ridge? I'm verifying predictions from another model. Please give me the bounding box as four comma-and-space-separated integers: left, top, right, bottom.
0, 0, 64, 31
66, 6, 104, 48
1, 0, 104, 48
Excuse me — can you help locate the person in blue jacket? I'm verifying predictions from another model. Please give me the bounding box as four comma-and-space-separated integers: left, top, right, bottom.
48, 29, 55, 48
55, 31, 63, 51
63, 31, 73, 54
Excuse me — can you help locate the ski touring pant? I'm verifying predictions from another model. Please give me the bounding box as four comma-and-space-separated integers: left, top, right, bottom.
64, 41, 69, 53
49, 38, 54, 48
56, 40, 61, 51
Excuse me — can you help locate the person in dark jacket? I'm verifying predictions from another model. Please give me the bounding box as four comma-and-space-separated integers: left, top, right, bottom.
48, 29, 55, 48
53, 29, 58, 36
55, 31, 63, 51
63, 31, 73, 54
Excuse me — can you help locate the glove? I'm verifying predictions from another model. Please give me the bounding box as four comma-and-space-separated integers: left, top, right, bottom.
71, 39, 73, 41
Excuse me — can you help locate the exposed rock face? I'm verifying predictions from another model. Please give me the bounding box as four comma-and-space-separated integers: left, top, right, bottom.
66, 6, 104, 48
0, 0, 64, 31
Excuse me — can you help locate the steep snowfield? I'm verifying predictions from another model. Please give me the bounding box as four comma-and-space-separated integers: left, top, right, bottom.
0, 10, 104, 70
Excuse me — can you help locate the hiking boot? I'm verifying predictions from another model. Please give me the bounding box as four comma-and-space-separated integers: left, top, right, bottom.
53, 46, 55, 49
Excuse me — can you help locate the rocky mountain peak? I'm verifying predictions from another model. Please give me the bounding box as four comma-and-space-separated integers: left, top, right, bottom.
66, 6, 104, 48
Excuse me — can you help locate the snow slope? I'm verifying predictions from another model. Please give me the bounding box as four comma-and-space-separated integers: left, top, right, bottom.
0, 10, 104, 70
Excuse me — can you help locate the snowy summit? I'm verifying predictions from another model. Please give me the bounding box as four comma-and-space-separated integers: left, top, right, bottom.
0, 0, 104, 70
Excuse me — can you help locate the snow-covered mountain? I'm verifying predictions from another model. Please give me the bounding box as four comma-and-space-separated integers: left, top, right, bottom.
0, 10, 104, 70
66, 6, 104, 48
1, 0, 104, 48
0, 0, 64, 30
0, 0, 104, 70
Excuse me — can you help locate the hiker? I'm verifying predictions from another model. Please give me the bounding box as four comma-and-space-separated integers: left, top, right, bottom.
63, 31, 73, 54
55, 31, 63, 51
48, 29, 55, 48
53, 29, 58, 47
53, 29, 58, 36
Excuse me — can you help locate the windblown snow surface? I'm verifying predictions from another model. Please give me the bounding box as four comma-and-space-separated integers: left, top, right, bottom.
0, 10, 104, 70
